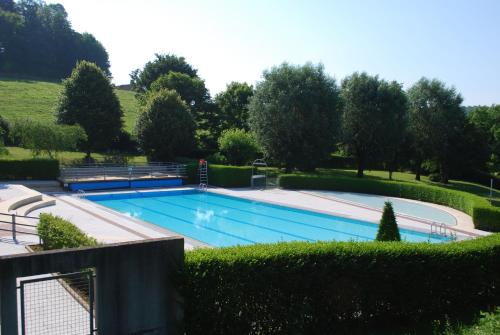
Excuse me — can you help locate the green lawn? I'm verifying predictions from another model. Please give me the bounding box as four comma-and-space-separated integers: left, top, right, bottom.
2, 146, 147, 165
0, 78, 140, 133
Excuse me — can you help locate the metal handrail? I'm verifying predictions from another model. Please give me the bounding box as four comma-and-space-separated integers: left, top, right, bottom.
60, 162, 187, 182
0, 212, 40, 243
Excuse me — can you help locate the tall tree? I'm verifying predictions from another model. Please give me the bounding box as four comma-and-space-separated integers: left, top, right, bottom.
130, 53, 198, 93
215, 82, 254, 131
341, 72, 407, 178
378, 81, 408, 179
56, 61, 123, 155
408, 78, 465, 183
136, 89, 196, 161
0, 0, 110, 79
469, 105, 500, 172
148, 71, 210, 125
249, 63, 342, 171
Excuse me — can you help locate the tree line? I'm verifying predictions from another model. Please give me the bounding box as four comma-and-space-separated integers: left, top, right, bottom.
0, 0, 109, 79
3, 51, 497, 186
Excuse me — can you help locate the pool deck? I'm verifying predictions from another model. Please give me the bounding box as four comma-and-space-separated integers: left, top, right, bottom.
0, 185, 488, 256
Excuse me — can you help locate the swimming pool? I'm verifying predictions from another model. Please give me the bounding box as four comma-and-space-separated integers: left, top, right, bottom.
311, 191, 457, 225
86, 190, 448, 247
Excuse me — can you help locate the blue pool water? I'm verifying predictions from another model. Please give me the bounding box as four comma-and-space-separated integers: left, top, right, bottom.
315, 191, 456, 225
86, 190, 448, 247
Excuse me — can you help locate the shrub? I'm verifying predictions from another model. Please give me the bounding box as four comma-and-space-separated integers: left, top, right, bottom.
38, 213, 97, 250
428, 172, 441, 182
184, 234, 500, 335
10, 120, 87, 158
376, 202, 401, 241
136, 89, 196, 161
278, 174, 500, 231
208, 165, 252, 187
0, 159, 59, 179
217, 128, 259, 165
183, 163, 252, 187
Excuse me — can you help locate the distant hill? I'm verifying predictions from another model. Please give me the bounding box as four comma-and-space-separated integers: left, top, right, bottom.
0, 78, 139, 133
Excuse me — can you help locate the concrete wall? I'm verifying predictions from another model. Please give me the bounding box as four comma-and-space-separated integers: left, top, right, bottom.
0, 237, 184, 335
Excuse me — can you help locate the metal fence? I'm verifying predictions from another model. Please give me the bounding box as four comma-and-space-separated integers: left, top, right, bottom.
60, 162, 187, 182
0, 212, 40, 244
18, 270, 96, 335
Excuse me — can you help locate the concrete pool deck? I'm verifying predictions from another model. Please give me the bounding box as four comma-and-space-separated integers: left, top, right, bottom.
0, 185, 488, 255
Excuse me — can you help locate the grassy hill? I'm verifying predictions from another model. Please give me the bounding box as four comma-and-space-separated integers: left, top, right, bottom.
0, 78, 140, 133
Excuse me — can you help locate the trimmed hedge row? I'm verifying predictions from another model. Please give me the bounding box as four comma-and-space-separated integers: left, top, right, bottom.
185, 163, 252, 188
278, 174, 500, 232
184, 235, 500, 335
38, 213, 98, 250
0, 159, 60, 180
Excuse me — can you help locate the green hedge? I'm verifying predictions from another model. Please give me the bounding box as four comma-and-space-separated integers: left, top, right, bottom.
0, 159, 60, 180
185, 163, 252, 188
38, 213, 98, 250
184, 235, 500, 334
278, 174, 500, 232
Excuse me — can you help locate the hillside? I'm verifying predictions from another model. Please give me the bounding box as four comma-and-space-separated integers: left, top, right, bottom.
0, 78, 140, 133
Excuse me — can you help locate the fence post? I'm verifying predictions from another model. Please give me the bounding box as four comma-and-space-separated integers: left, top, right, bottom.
11, 214, 16, 242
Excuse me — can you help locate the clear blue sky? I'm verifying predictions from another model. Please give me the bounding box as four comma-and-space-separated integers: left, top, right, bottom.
48, 0, 500, 105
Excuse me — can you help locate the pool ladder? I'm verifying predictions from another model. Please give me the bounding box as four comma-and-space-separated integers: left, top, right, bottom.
199, 160, 208, 191
429, 222, 457, 241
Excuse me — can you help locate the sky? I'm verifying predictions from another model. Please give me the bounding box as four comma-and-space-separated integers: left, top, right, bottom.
47, 0, 500, 106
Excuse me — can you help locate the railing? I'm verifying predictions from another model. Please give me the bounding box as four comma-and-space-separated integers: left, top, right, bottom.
60, 162, 187, 182
429, 221, 458, 241
0, 212, 40, 244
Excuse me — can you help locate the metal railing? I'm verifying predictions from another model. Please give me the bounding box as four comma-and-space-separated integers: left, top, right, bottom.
0, 212, 40, 244
60, 162, 187, 182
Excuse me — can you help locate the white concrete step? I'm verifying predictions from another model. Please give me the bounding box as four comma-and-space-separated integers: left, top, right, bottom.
16, 196, 56, 217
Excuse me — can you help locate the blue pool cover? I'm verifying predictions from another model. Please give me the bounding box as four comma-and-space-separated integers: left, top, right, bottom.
68, 178, 182, 191
86, 190, 449, 247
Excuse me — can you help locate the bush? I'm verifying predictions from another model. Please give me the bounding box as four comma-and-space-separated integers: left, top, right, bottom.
184, 234, 500, 335
218, 129, 259, 165
10, 120, 87, 158
208, 165, 252, 187
428, 172, 441, 182
0, 159, 59, 180
278, 174, 500, 231
38, 213, 97, 250
376, 202, 401, 241
183, 163, 252, 187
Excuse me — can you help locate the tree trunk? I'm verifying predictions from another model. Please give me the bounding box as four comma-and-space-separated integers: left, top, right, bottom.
440, 162, 449, 184
389, 170, 393, 180
415, 159, 422, 181
357, 155, 364, 178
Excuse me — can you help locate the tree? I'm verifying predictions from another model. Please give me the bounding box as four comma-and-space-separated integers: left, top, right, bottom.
148, 71, 210, 125
218, 128, 260, 165
130, 53, 198, 93
136, 89, 196, 161
341, 73, 408, 178
248, 63, 342, 172
378, 81, 409, 179
215, 82, 254, 131
56, 61, 123, 155
0, 0, 110, 79
408, 78, 465, 183
469, 105, 500, 172
376, 202, 401, 241
10, 120, 87, 158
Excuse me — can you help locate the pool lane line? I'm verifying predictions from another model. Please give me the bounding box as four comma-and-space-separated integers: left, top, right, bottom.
120, 199, 257, 245
56, 196, 151, 239
146, 197, 320, 242
149, 197, 380, 242
298, 191, 480, 237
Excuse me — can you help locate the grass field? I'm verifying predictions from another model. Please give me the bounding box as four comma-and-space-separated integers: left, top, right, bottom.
1, 146, 147, 165
0, 78, 140, 133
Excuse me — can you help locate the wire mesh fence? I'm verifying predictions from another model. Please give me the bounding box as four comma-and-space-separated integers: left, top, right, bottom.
18, 270, 95, 335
